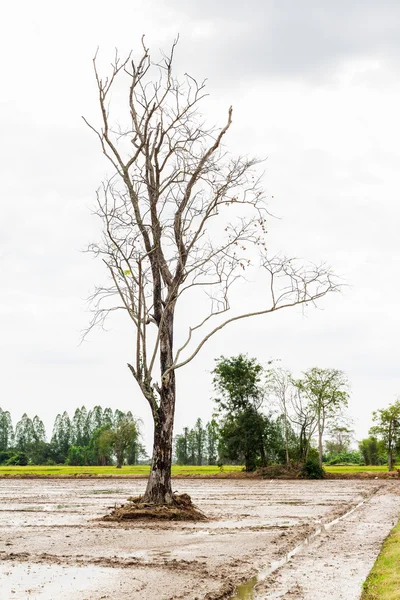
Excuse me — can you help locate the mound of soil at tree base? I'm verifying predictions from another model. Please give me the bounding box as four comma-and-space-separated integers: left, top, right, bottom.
103, 492, 207, 521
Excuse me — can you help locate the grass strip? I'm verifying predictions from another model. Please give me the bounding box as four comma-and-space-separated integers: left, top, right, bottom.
0, 464, 243, 477
361, 520, 400, 600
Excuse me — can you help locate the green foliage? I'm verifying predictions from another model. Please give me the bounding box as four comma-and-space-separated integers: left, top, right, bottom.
218, 407, 269, 471
369, 400, 400, 470
6, 451, 29, 466
325, 450, 364, 465
295, 368, 349, 467
174, 419, 218, 466
213, 354, 263, 413
299, 455, 325, 479
66, 445, 87, 466
358, 436, 387, 466
213, 355, 287, 471
0, 408, 14, 451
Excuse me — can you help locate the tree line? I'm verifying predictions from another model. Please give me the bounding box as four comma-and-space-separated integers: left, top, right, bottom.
174, 355, 400, 473
0, 406, 144, 467
2, 355, 399, 473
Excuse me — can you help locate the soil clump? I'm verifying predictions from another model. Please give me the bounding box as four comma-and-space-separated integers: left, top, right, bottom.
103, 492, 207, 521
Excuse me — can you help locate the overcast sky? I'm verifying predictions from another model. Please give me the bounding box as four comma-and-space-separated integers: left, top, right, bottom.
1, 0, 400, 450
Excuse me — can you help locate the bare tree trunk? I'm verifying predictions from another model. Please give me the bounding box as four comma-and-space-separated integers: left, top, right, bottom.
144, 397, 175, 503
284, 415, 290, 467
143, 309, 176, 504
318, 419, 323, 468
388, 445, 394, 472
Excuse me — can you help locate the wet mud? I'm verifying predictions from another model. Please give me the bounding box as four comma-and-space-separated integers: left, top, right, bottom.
0, 479, 398, 599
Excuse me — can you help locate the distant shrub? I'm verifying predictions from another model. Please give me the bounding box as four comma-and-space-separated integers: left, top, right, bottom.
299, 457, 325, 479
5, 452, 28, 466
66, 445, 87, 466
326, 450, 364, 465
0, 451, 13, 465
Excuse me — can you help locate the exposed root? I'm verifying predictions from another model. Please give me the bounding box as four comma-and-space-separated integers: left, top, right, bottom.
103, 492, 207, 521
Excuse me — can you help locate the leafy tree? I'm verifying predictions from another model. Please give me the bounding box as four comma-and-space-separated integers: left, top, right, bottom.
213, 355, 270, 471
14, 414, 35, 452
72, 408, 85, 446
219, 408, 271, 471
175, 427, 190, 465
32, 416, 46, 444
0, 408, 14, 451
86, 424, 113, 466
295, 368, 349, 467
193, 418, 206, 466
369, 400, 400, 471
51, 411, 72, 463
206, 419, 219, 465
89, 406, 104, 433
213, 355, 264, 413
103, 407, 114, 427
66, 445, 87, 466
358, 436, 388, 466
288, 385, 318, 462
325, 424, 353, 455
109, 418, 139, 468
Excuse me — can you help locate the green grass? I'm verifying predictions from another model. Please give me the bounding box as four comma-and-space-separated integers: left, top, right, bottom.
0, 464, 244, 477
0, 463, 394, 477
325, 465, 394, 473
361, 520, 400, 600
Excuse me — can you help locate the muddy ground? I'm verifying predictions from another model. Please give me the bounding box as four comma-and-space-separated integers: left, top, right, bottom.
0, 479, 398, 599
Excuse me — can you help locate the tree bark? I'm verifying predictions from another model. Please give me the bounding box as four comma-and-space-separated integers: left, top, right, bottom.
143, 307, 176, 504
284, 415, 290, 467
318, 419, 323, 468
388, 449, 394, 472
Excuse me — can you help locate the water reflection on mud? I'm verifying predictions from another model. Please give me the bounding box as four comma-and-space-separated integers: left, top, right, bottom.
231, 499, 367, 599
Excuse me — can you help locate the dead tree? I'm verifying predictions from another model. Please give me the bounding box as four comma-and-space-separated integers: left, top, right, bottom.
83, 38, 340, 504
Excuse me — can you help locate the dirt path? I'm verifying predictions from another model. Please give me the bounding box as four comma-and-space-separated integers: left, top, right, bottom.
0, 479, 397, 599
252, 483, 400, 599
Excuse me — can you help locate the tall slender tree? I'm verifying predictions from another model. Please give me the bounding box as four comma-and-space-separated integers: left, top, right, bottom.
295, 368, 349, 468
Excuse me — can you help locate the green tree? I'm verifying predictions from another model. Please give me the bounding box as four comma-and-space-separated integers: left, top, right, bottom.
0, 409, 14, 451
51, 411, 72, 463
369, 400, 400, 471
175, 427, 189, 465
213, 355, 264, 413
14, 414, 35, 452
295, 368, 349, 468
325, 424, 353, 455
213, 355, 271, 471
109, 418, 140, 468
86, 424, 113, 466
32, 416, 46, 444
219, 408, 270, 471
193, 418, 206, 466
206, 419, 219, 465
89, 406, 104, 433
358, 436, 385, 466
66, 445, 86, 466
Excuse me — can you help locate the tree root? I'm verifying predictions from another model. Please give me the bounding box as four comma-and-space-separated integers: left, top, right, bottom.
103, 493, 207, 521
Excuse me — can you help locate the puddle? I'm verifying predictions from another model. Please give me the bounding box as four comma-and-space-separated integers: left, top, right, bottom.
232, 499, 367, 599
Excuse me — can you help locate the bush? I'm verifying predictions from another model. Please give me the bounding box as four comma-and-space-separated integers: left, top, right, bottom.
325, 450, 364, 465
0, 451, 13, 465
299, 457, 325, 479
5, 452, 28, 466
66, 445, 87, 466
